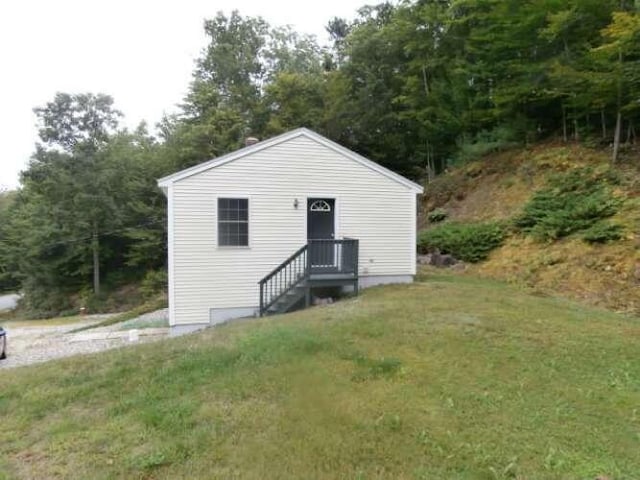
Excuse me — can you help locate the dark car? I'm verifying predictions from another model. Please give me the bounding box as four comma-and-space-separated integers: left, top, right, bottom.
0, 327, 6, 359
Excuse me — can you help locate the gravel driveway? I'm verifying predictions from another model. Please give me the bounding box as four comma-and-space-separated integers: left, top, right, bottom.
0, 311, 169, 370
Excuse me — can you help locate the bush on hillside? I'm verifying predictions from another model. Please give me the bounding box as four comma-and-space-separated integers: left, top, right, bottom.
19, 279, 75, 319
418, 222, 506, 263
581, 222, 624, 244
427, 208, 448, 223
515, 168, 621, 241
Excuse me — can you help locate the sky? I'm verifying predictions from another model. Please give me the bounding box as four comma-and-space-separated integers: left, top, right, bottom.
0, 0, 365, 189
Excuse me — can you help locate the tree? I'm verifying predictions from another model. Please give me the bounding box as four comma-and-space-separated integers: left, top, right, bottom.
168, 10, 328, 172
30, 93, 122, 295
34, 93, 121, 152
0, 190, 19, 292
592, 7, 640, 161
263, 72, 326, 134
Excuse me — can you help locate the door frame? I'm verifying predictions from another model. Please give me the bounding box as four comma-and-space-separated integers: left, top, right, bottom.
305, 195, 339, 242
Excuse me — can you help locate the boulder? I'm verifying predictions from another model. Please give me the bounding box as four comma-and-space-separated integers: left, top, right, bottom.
312, 296, 334, 306
417, 254, 432, 265
430, 251, 457, 267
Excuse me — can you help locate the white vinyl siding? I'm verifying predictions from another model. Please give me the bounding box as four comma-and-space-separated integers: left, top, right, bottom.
170, 135, 417, 326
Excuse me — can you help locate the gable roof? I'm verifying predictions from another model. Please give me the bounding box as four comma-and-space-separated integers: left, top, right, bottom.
157, 128, 424, 193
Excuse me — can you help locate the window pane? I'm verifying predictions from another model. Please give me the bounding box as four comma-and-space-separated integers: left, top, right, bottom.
218, 223, 230, 245
218, 198, 249, 246
218, 198, 248, 222
238, 201, 248, 221
219, 208, 231, 221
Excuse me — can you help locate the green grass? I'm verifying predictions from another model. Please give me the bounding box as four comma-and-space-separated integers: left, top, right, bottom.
1, 274, 639, 479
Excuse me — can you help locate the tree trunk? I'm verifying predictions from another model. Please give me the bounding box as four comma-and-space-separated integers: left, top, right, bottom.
422, 66, 429, 96
612, 111, 622, 164
601, 109, 607, 139
92, 227, 100, 295
425, 141, 434, 184
562, 104, 568, 142
612, 49, 623, 164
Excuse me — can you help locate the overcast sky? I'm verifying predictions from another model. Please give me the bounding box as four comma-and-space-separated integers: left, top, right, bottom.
0, 0, 365, 189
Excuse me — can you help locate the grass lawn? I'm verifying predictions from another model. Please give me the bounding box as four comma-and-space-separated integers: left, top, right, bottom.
1, 272, 639, 479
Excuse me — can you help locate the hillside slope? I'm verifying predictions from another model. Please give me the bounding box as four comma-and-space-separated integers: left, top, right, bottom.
422, 143, 640, 314
1, 275, 639, 478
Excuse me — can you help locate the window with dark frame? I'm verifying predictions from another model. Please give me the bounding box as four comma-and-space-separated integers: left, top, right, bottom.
218, 198, 249, 247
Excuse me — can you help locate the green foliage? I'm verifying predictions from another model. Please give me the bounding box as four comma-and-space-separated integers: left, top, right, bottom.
427, 208, 448, 223
33, 93, 121, 152
453, 126, 521, 165
581, 222, 624, 244
418, 222, 507, 262
515, 168, 621, 241
17, 279, 75, 319
140, 269, 168, 300
0, 190, 19, 292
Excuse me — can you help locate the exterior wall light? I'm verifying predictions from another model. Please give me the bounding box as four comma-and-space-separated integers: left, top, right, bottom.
294, 198, 299, 209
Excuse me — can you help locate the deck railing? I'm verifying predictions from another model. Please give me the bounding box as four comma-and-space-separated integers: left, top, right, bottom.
308, 238, 359, 275
258, 238, 359, 316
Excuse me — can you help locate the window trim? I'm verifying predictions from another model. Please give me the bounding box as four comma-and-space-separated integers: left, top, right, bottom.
216, 196, 251, 248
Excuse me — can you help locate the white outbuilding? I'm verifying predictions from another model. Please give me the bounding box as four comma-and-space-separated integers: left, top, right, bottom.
158, 128, 423, 334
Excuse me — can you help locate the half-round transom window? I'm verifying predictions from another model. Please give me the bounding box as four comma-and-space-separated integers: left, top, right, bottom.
310, 200, 331, 212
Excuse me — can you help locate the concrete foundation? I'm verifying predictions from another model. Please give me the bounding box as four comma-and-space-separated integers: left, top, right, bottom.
170, 275, 414, 335
209, 306, 257, 325
169, 323, 210, 337
357, 274, 414, 289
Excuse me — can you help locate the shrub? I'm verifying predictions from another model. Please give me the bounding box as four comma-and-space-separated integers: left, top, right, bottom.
515, 168, 621, 241
418, 222, 506, 263
20, 279, 75, 319
582, 223, 624, 244
140, 269, 168, 299
427, 208, 448, 223
453, 125, 521, 165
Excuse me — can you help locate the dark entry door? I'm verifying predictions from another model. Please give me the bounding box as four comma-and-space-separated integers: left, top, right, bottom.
307, 198, 335, 268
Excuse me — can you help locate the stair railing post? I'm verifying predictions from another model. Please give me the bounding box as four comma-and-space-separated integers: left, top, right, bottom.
305, 243, 312, 307
354, 239, 359, 295
259, 281, 264, 317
